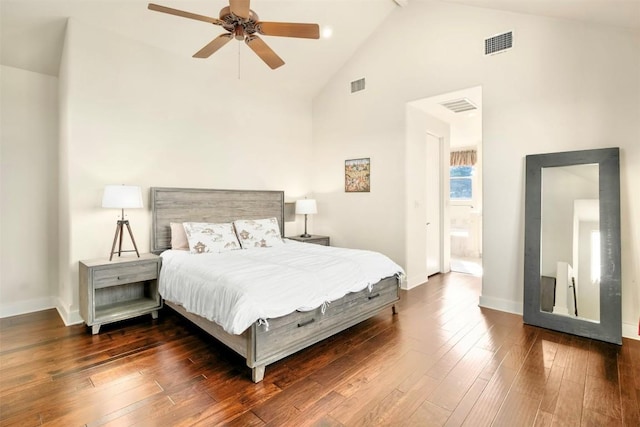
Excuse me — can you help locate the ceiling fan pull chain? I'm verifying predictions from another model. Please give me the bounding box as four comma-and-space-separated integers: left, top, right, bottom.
238, 40, 241, 79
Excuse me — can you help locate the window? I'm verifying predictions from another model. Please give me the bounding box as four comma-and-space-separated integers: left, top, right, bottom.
450, 165, 474, 200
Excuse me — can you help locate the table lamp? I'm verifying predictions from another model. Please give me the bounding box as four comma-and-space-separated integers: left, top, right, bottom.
102, 185, 143, 260
295, 199, 317, 238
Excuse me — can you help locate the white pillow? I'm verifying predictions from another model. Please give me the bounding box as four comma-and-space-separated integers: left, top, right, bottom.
182, 222, 241, 254
233, 217, 284, 249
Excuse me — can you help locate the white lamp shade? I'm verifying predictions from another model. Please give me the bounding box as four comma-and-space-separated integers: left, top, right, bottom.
295, 199, 317, 215
102, 185, 143, 209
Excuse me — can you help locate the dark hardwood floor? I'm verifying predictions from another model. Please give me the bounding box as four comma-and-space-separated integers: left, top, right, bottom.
1, 273, 639, 426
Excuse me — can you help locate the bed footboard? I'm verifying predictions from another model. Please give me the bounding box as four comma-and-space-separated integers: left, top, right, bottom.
166, 276, 399, 382
246, 275, 399, 382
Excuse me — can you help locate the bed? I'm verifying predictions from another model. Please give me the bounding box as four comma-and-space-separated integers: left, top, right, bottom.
151, 187, 402, 382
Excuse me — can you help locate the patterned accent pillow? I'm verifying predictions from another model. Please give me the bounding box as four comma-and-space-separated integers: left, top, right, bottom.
182, 222, 241, 254
233, 217, 284, 249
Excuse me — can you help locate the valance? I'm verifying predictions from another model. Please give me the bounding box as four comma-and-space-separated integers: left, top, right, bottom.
450, 149, 477, 166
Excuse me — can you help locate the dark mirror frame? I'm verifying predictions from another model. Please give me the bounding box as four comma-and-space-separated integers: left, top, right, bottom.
523, 147, 621, 345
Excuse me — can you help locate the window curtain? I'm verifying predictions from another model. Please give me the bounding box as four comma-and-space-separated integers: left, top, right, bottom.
450, 149, 477, 166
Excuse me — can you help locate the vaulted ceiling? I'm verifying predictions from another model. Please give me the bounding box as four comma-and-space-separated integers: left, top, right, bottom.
1, 0, 639, 98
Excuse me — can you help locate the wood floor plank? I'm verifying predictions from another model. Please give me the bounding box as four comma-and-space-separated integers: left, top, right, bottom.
425, 322, 493, 382
328, 333, 414, 399
552, 377, 584, 427
582, 374, 621, 421
0, 273, 636, 427
89, 392, 175, 427
376, 373, 442, 425
581, 408, 622, 427
41, 376, 163, 425
427, 346, 493, 411
586, 340, 620, 380
407, 400, 452, 426
539, 362, 566, 414
250, 378, 325, 423
164, 394, 247, 426
223, 410, 266, 427
443, 378, 488, 427
461, 362, 520, 426
619, 371, 640, 426
329, 350, 428, 424
533, 410, 554, 427
562, 336, 590, 386
264, 391, 345, 427
125, 383, 216, 426
492, 390, 541, 426
198, 377, 282, 418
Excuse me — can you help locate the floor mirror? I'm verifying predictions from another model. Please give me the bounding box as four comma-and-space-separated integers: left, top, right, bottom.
523, 147, 621, 344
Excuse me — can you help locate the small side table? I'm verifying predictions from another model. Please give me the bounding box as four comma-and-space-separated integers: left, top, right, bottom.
79, 254, 162, 334
287, 235, 330, 246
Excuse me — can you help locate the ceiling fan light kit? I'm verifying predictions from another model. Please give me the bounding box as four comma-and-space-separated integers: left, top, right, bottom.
148, 0, 320, 69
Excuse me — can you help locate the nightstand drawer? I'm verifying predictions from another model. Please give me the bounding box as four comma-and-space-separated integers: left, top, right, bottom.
303, 237, 329, 246
287, 235, 330, 246
93, 263, 157, 289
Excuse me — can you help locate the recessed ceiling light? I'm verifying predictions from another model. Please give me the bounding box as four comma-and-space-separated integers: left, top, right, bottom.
322, 26, 333, 39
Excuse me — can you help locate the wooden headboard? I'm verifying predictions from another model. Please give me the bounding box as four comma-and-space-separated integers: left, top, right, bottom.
150, 187, 285, 253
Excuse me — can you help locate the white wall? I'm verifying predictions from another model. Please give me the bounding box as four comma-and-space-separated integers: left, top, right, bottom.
54, 18, 314, 323
0, 65, 59, 316
312, 2, 640, 337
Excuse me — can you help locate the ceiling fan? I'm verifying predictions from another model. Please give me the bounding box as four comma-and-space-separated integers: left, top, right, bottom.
148, 1, 320, 69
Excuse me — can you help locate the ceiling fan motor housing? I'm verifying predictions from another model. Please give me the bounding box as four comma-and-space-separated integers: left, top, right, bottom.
219, 6, 259, 38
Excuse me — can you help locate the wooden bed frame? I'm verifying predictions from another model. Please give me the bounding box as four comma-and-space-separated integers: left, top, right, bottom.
150, 187, 400, 382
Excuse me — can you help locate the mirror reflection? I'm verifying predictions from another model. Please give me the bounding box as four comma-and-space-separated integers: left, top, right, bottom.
540, 164, 600, 322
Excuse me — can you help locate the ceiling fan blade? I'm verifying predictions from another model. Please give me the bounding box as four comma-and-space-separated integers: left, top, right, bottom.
229, 0, 250, 20
245, 36, 285, 69
148, 3, 224, 25
193, 34, 233, 58
257, 22, 320, 39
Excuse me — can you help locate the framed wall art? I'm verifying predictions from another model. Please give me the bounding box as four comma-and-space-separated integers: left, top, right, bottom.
345, 158, 370, 192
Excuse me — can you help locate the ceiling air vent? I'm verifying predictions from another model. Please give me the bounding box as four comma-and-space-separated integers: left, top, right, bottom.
485, 31, 513, 55
350, 78, 365, 93
440, 98, 477, 113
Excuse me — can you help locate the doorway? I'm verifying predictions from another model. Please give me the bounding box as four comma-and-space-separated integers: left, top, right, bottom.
405, 86, 483, 289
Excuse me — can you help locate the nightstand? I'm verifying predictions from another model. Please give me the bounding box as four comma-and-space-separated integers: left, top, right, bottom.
287, 235, 330, 246
79, 254, 162, 334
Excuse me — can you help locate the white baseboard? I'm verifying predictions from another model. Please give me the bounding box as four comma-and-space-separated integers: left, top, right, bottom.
403, 273, 428, 290
54, 297, 83, 326
0, 296, 83, 326
480, 296, 640, 342
623, 321, 640, 341
478, 295, 523, 315
0, 297, 55, 318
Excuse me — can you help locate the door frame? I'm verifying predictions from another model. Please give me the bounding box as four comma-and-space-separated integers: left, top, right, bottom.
404, 103, 450, 289
425, 131, 447, 277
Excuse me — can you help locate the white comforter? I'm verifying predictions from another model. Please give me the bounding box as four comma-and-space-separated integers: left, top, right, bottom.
159, 240, 404, 335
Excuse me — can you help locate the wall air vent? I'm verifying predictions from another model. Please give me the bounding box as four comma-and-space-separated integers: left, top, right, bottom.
485, 31, 513, 55
440, 98, 477, 113
350, 78, 365, 93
